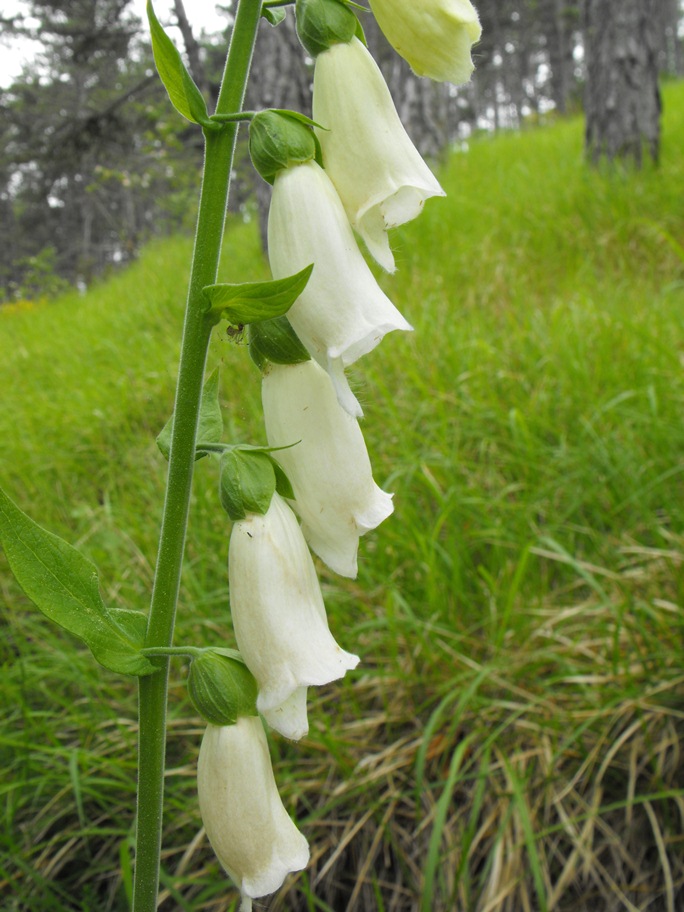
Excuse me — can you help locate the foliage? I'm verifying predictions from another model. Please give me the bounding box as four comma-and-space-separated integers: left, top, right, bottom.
0, 0, 202, 301
1, 2, 682, 301
1, 81, 683, 911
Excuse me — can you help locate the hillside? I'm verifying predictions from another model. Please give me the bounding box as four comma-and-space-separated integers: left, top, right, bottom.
1, 83, 684, 911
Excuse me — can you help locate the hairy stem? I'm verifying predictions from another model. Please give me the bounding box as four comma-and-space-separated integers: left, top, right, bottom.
132, 3, 263, 910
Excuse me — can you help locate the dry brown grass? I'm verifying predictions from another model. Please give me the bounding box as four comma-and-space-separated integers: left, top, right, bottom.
139, 540, 684, 912
4, 539, 683, 912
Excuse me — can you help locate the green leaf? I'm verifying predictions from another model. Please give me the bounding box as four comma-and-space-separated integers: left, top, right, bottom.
219, 449, 276, 520
157, 368, 224, 460
262, 5, 287, 26
270, 457, 295, 500
248, 315, 312, 369
188, 650, 258, 725
109, 607, 149, 644
0, 488, 155, 677
204, 264, 313, 323
147, 0, 210, 126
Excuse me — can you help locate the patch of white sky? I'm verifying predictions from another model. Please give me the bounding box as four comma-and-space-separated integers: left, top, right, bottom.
0, 0, 232, 88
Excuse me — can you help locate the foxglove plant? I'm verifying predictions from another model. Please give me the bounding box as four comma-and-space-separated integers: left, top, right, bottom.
267, 155, 412, 416
312, 36, 445, 272
368, 0, 482, 85
0, 0, 481, 909
229, 492, 359, 739
198, 717, 310, 912
262, 359, 393, 578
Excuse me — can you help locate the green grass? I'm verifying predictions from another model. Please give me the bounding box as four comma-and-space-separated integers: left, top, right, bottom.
2, 83, 684, 911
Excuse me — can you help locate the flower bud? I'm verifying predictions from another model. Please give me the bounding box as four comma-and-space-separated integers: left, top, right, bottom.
249, 110, 317, 185
188, 651, 258, 726
295, 0, 358, 57
198, 718, 310, 910
368, 0, 482, 85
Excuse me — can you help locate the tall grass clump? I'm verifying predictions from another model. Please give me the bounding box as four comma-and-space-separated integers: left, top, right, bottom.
2, 84, 684, 911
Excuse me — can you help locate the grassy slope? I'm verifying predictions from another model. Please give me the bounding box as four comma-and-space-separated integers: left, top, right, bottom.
1, 84, 684, 910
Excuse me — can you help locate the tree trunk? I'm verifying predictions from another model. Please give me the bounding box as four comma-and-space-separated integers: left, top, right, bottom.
243, 12, 312, 249
583, 0, 661, 167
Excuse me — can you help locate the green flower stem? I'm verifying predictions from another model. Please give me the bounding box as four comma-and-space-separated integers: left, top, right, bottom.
132, 2, 263, 911
210, 111, 257, 123
140, 646, 205, 658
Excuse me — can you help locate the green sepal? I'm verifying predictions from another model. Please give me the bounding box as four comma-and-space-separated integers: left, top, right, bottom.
203, 264, 313, 323
248, 316, 311, 370
147, 0, 211, 127
219, 448, 277, 521
249, 110, 318, 184
188, 649, 258, 726
353, 10, 367, 45
295, 0, 359, 57
262, 5, 287, 26
271, 459, 295, 500
157, 368, 223, 461
0, 487, 155, 677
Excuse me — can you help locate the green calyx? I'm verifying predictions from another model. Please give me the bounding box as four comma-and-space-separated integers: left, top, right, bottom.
218, 445, 295, 521
295, 0, 359, 56
249, 110, 318, 184
188, 649, 258, 726
248, 316, 311, 370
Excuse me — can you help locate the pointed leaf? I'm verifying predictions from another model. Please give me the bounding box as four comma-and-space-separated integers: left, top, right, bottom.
0, 488, 155, 676
262, 6, 287, 26
204, 264, 313, 322
109, 607, 149, 644
147, 0, 209, 126
158, 368, 224, 460
269, 456, 295, 501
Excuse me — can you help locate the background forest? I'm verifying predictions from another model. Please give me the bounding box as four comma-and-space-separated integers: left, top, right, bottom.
1, 0, 682, 301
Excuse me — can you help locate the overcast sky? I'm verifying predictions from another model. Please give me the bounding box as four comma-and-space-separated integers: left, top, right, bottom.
0, 0, 231, 87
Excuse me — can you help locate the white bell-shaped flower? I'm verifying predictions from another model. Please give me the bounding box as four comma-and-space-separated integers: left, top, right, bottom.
229, 492, 359, 740
197, 717, 310, 912
313, 36, 444, 273
368, 0, 482, 85
262, 360, 393, 579
268, 159, 412, 418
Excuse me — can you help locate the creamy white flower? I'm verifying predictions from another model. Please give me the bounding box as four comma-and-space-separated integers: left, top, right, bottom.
229, 492, 359, 740
368, 0, 481, 85
268, 159, 412, 418
262, 360, 393, 579
313, 37, 444, 273
197, 718, 310, 912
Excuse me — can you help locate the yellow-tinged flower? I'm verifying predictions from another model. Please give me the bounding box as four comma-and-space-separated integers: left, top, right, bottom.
313, 36, 444, 273
369, 0, 481, 85
229, 493, 359, 740
262, 359, 393, 579
197, 718, 310, 912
